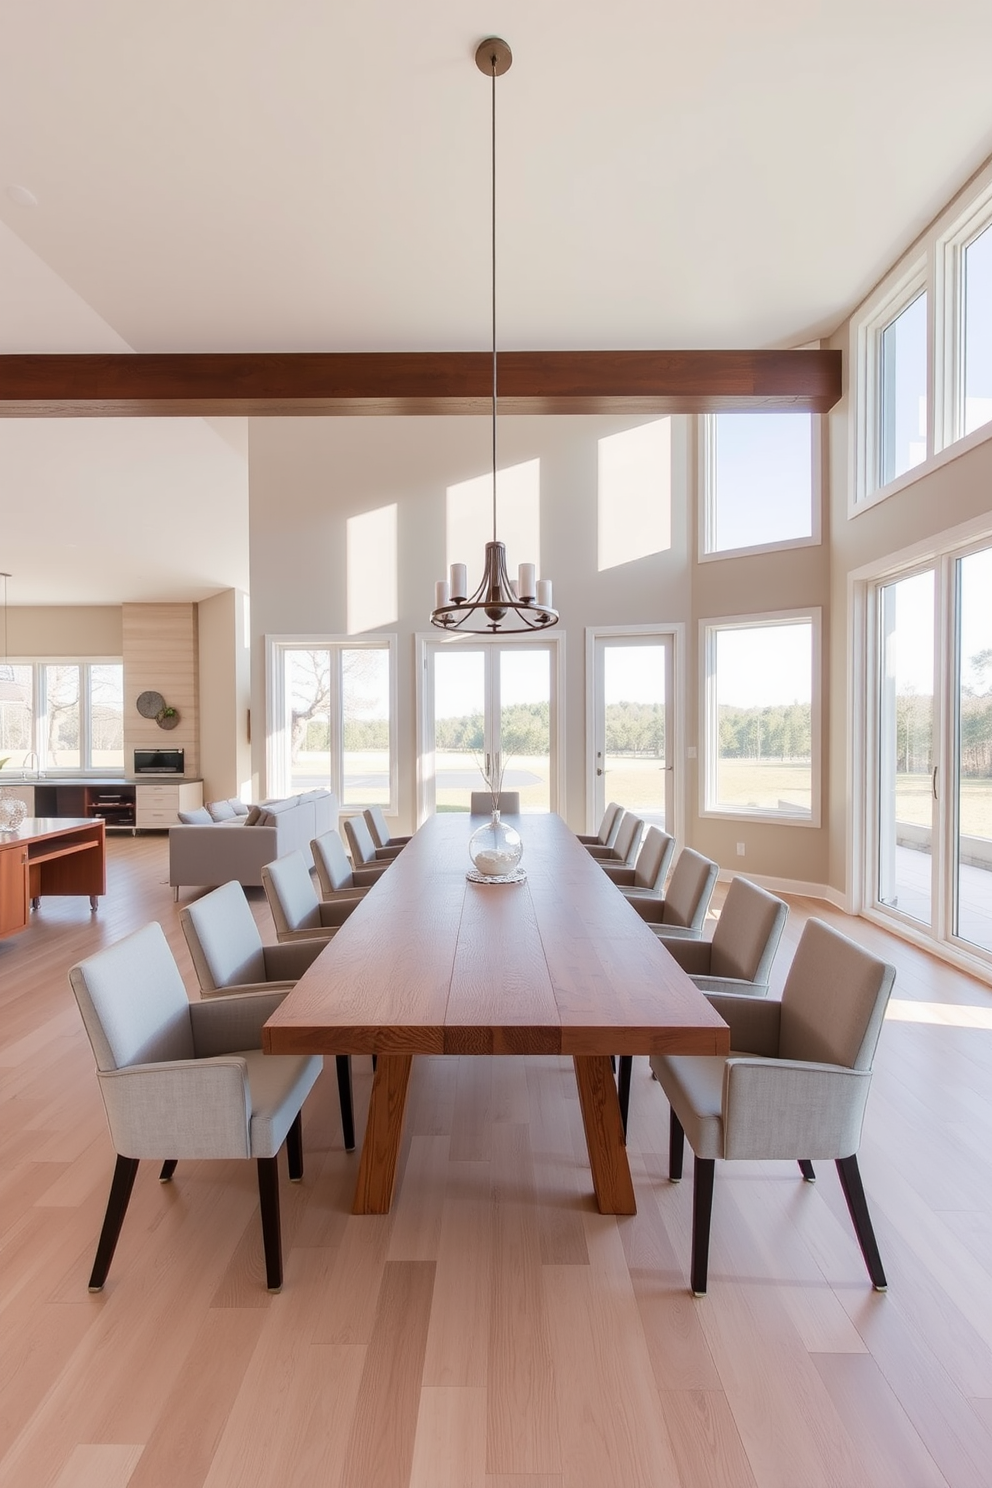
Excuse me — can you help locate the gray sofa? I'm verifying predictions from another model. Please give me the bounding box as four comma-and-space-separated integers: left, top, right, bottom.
169, 789, 337, 896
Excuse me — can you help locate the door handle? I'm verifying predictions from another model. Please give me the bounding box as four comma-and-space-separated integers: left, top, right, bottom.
596, 768, 603, 776
932, 765, 938, 800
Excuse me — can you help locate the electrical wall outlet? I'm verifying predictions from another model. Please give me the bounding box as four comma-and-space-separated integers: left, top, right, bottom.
736, 842, 745, 856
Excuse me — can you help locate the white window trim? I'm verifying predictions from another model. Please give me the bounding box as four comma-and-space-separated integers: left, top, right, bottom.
936, 176, 992, 453
414, 629, 565, 826
583, 622, 685, 846
851, 257, 929, 512
698, 412, 822, 562
265, 633, 398, 810
699, 608, 821, 828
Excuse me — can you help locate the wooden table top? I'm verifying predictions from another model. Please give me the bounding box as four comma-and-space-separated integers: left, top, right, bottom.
263, 813, 729, 1060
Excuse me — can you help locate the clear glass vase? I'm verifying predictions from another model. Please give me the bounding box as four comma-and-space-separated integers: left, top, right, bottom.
468, 810, 523, 878
0, 789, 27, 832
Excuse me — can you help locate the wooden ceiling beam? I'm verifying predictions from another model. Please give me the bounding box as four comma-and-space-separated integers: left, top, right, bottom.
0, 348, 841, 417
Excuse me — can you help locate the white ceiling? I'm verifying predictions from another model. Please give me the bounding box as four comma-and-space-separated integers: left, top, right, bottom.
1, 1, 991, 605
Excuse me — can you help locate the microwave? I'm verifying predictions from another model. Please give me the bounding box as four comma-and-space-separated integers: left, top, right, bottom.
134, 748, 185, 775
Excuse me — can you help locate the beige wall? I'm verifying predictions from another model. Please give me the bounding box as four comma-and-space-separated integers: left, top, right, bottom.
198, 588, 252, 802
122, 602, 200, 777
248, 414, 833, 889
5, 606, 122, 655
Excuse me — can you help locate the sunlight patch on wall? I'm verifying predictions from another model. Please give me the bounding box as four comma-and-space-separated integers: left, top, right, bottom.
347, 503, 397, 634
447, 459, 541, 580
598, 419, 671, 571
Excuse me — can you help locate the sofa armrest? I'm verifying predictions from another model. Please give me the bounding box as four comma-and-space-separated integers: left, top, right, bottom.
169, 823, 279, 890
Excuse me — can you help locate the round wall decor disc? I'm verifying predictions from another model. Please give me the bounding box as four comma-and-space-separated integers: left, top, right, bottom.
136, 690, 165, 718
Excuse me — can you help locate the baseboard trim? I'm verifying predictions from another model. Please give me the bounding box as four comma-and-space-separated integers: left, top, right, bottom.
715, 870, 850, 913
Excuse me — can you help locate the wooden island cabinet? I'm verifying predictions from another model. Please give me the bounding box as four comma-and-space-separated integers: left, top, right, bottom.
0, 818, 106, 940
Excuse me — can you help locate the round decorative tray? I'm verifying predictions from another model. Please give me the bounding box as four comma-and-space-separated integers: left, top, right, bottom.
465, 868, 527, 885
136, 690, 165, 719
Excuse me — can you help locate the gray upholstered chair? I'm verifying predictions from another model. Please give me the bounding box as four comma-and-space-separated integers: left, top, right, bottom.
587, 810, 643, 865
650, 918, 896, 1295
179, 879, 356, 1152
469, 790, 521, 814
662, 876, 788, 997
262, 851, 360, 943
601, 826, 675, 900
69, 921, 323, 1293
364, 805, 412, 851
577, 801, 624, 848
311, 829, 383, 900
343, 813, 402, 866
631, 847, 718, 939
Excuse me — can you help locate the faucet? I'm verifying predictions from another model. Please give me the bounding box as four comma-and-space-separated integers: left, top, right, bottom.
22, 750, 40, 779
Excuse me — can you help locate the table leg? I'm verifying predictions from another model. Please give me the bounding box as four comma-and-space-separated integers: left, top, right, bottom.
352, 1053, 413, 1215
573, 1055, 637, 1215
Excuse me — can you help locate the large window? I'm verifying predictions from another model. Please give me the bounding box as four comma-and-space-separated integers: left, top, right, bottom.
703, 613, 818, 823
702, 412, 815, 556
0, 661, 123, 773
853, 169, 992, 509
266, 636, 396, 808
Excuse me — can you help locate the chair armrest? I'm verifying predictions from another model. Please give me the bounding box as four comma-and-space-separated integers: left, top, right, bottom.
629, 898, 665, 923
98, 1059, 251, 1158
601, 863, 636, 885
584, 843, 620, 860
374, 844, 404, 859
262, 939, 326, 979
276, 926, 338, 944
200, 980, 295, 1000
318, 900, 358, 928
693, 975, 770, 997
353, 865, 388, 885
650, 924, 702, 941
190, 989, 290, 1054
660, 940, 713, 975
722, 1059, 872, 1161
705, 993, 781, 1054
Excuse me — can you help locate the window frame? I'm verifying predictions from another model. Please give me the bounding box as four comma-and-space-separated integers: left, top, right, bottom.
936, 179, 992, 452
852, 257, 930, 510
698, 410, 822, 562
700, 608, 821, 828
0, 657, 125, 775
265, 633, 398, 810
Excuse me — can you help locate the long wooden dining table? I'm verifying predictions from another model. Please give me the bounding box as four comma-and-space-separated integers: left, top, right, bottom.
263, 812, 729, 1216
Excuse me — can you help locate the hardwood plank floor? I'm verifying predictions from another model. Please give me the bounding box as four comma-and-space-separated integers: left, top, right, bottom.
2, 834, 992, 1486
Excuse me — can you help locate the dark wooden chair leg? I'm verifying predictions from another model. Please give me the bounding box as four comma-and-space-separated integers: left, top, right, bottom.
691, 1157, 715, 1296
798, 1159, 816, 1182
335, 1054, 356, 1152
286, 1112, 304, 1182
371, 1053, 377, 1073
617, 1055, 632, 1138
835, 1154, 887, 1290
256, 1156, 283, 1292
669, 1108, 685, 1181
88, 1154, 139, 1292
159, 1159, 178, 1182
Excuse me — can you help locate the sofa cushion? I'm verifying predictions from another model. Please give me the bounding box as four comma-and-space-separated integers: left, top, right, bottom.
244, 804, 263, 825
178, 807, 213, 824
228, 798, 250, 816
207, 800, 238, 821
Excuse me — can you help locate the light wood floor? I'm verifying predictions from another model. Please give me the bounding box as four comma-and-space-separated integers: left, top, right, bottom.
3, 835, 992, 1487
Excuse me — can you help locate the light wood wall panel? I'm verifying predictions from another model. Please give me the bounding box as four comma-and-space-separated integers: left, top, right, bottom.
122, 603, 199, 778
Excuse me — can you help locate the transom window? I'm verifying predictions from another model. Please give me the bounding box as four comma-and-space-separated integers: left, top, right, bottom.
701, 412, 816, 558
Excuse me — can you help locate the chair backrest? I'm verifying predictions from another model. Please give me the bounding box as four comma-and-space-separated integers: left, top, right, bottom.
179, 880, 266, 992
365, 805, 391, 849
709, 877, 789, 985
661, 848, 719, 930
598, 801, 623, 846
312, 830, 355, 895
261, 851, 322, 936
779, 919, 896, 1071
469, 790, 521, 814
69, 922, 194, 1073
633, 826, 675, 890
612, 811, 643, 865
343, 813, 378, 866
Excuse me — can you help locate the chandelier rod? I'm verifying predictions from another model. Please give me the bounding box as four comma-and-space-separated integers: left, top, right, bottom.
489, 48, 498, 545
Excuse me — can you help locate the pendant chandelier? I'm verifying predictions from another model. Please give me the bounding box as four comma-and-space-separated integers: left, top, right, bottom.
431, 38, 558, 634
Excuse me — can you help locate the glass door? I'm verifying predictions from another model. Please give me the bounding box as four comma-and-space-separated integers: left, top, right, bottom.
954, 547, 992, 953
591, 634, 672, 833
875, 570, 936, 925
426, 640, 557, 815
